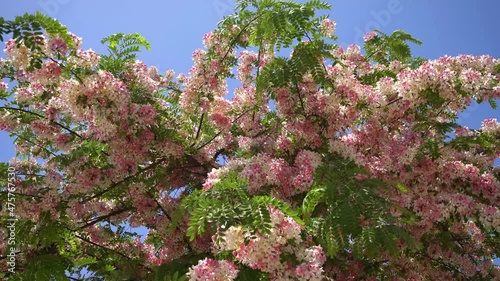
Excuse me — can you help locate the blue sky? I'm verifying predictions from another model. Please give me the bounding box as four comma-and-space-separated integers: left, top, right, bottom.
2, 1, 499, 163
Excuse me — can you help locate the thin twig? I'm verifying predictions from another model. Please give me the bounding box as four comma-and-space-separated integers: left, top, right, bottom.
166, 86, 182, 93
196, 106, 254, 150
42, 52, 84, 84
8, 131, 58, 157
386, 97, 403, 106
191, 112, 205, 146
79, 207, 133, 229
75, 234, 128, 260
221, 14, 262, 63
0, 191, 42, 199
0, 106, 82, 138
295, 83, 306, 112
153, 197, 194, 252
79, 157, 168, 202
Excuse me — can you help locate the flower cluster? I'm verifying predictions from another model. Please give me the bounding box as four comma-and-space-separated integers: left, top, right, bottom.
364, 31, 377, 42
187, 258, 239, 281
239, 150, 321, 197
216, 208, 326, 280
320, 18, 336, 37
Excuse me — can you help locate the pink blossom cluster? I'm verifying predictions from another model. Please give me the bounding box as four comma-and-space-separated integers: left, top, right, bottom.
364, 31, 377, 42
179, 33, 231, 114
4, 39, 30, 69
187, 258, 239, 281
320, 18, 336, 37
68, 49, 100, 69
44, 32, 82, 56
215, 208, 326, 280
481, 118, 499, 134
237, 50, 258, 83
239, 150, 321, 197
0, 80, 7, 91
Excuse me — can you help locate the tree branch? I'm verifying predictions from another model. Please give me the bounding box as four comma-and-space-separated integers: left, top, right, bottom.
8, 131, 58, 157
80, 157, 168, 202
74, 233, 152, 272
0, 190, 42, 199
153, 197, 194, 253
192, 112, 205, 146
196, 106, 254, 150
386, 96, 403, 106
79, 206, 133, 229
0, 106, 82, 138
295, 83, 306, 112
42, 51, 85, 84
221, 14, 262, 63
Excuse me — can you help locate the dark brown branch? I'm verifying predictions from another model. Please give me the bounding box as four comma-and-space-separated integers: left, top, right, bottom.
192, 112, 205, 145
64, 227, 153, 272
295, 83, 306, 112
166, 86, 182, 93
0, 191, 42, 199
221, 14, 262, 63
42, 52, 84, 84
0, 106, 82, 138
80, 157, 168, 202
479, 87, 494, 91
74, 234, 152, 272
153, 198, 194, 253
196, 106, 254, 150
0, 252, 21, 260
213, 149, 226, 161
434, 100, 452, 117
9, 131, 58, 157
79, 207, 133, 229
386, 96, 403, 106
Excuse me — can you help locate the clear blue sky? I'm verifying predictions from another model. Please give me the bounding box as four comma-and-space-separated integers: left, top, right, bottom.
1, 0, 498, 159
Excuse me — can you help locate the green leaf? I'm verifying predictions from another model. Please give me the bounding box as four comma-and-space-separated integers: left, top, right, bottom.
396, 183, 408, 193
364, 29, 421, 65
73, 257, 97, 267
488, 97, 498, 109
360, 226, 377, 258
183, 170, 303, 241
302, 185, 325, 218
322, 223, 339, 258
17, 254, 72, 281
99, 32, 151, 75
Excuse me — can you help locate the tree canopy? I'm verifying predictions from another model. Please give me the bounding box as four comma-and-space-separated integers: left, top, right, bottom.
0, 1, 499, 280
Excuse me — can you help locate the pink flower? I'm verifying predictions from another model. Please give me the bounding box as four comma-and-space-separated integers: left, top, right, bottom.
0, 81, 7, 91
481, 118, 499, 134
211, 112, 232, 131
364, 31, 377, 42
320, 19, 337, 37
187, 258, 239, 281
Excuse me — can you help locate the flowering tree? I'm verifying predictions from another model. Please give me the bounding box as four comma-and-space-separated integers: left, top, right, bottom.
0, 1, 499, 280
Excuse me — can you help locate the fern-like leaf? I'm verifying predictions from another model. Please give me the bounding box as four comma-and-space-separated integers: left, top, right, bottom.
99, 32, 151, 75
